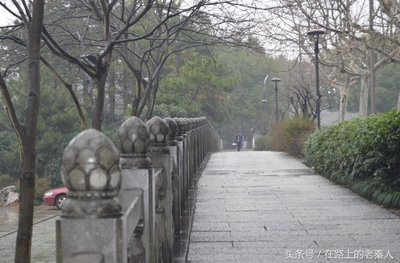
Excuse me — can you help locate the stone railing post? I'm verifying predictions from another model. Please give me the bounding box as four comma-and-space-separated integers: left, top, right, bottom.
164, 117, 181, 236
147, 116, 173, 263
201, 117, 208, 163
194, 118, 202, 176
173, 118, 186, 220
181, 119, 190, 206
117, 116, 156, 263
57, 129, 143, 263
206, 120, 212, 152
198, 118, 204, 164
193, 119, 200, 178
187, 119, 195, 189
199, 118, 206, 166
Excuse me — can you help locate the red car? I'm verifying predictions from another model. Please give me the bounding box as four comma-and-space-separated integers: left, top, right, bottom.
43, 187, 68, 210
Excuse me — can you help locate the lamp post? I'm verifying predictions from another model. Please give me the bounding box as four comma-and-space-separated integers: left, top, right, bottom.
307, 28, 325, 128
261, 75, 268, 135
271, 78, 281, 121
262, 75, 269, 111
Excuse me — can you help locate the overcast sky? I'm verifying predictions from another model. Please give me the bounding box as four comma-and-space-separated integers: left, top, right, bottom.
0, 0, 17, 27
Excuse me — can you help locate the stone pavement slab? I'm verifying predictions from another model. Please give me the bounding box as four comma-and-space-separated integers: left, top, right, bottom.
187, 151, 400, 263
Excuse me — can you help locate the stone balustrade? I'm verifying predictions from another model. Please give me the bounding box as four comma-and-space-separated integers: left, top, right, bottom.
56, 116, 221, 263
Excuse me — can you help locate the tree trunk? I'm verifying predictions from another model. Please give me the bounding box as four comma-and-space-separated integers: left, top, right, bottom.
109, 68, 116, 124
82, 73, 94, 116
92, 2, 112, 131
339, 74, 351, 122
92, 71, 108, 131
15, 1, 45, 262
369, 49, 376, 114
122, 36, 133, 115
397, 85, 400, 111
146, 77, 160, 120
369, 0, 376, 114
359, 75, 369, 117
123, 66, 130, 114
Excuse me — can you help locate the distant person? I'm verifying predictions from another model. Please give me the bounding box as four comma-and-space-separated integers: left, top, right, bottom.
235, 131, 244, 151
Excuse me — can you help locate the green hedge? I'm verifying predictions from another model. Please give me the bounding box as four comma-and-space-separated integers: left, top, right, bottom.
304, 109, 400, 208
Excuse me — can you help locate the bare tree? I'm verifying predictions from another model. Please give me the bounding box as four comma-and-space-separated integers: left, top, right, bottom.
288, 84, 317, 120
117, 1, 286, 120
0, 0, 44, 262
261, 0, 400, 118
378, 0, 400, 110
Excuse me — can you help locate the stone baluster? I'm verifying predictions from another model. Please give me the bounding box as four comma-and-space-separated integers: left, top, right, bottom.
193, 119, 200, 177
147, 116, 173, 263
197, 118, 203, 164
185, 119, 190, 185
117, 116, 156, 263
206, 120, 212, 152
128, 222, 146, 263
173, 118, 186, 217
194, 119, 200, 177
57, 129, 123, 262
203, 118, 209, 156
196, 118, 202, 172
198, 118, 206, 166
189, 119, 196, 187
181, 118, 190, 204
164, 117, 181, 236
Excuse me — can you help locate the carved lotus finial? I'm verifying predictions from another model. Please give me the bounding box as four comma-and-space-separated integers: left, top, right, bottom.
164, 117, 178, 146
147, 116, 170, 153
61, 129, 121, 218
117, 116, 152, 168
118, 116, 150, 155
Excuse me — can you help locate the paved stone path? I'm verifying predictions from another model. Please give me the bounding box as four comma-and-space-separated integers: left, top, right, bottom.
187, 151, 400, 263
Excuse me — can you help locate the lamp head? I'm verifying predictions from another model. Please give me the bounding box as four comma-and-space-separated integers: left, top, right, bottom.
307, 28, 325, 36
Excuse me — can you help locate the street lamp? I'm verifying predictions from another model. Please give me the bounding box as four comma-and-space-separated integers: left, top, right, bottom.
271, 78, 281, 121
262, 75, 269, 111
307, 28, 325, 128
261, 75, 269, 135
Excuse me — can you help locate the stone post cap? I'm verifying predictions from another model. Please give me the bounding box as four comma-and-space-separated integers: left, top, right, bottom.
61, 129, 121, 198
181, 118, 189, 135
172, 118, 184, 140
147, 116, 170, 154
117, 116, 152, 168
164, 117, 178, 146
61, 129, 122, 218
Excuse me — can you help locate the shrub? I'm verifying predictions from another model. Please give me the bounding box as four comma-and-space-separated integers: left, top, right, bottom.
261, 118, 316, 157
304, 109, 400, 208
254, 136, 268, 151
264, 125, 284, 152
0, 174, 15, 189
279, 118, 316, 157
